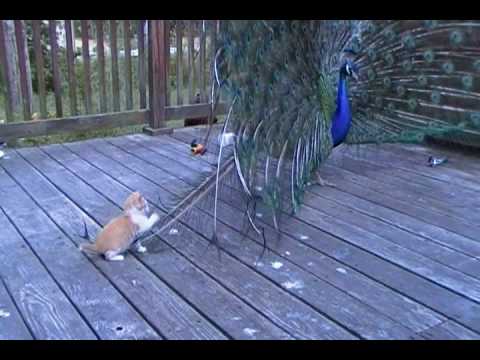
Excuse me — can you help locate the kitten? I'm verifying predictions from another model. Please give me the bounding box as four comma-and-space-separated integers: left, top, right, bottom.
79, 192, 160, 261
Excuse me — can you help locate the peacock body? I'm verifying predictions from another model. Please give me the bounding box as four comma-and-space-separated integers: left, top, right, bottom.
209, 20, 480, 249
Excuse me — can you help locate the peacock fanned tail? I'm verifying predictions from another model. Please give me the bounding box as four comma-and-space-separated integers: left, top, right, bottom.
346, 20, 480, 147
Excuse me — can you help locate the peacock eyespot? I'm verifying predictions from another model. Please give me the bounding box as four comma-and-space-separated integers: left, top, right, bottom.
402, 59, 414, 72
384, 53, 395, 67
383, 77, 392, 88
424, 20, 438, 29
462, 75, 474, 90
449, 30, 464, 46
470, 112, 480, 127
423, 49, 435, 64
384, 28, 396, 42
402, 34, 416, 50
367, 48, 377, 61
473, 59, 480, 72
418, 75, 428, 86
396, 85, 406, 97
387, 102, 396, 112
431, 91, 441, 105
442, 61, 455, 74
365, 22, 377, 34
408, 98, 418, 111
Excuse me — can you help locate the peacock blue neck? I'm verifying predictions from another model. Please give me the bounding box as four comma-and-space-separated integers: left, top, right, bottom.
331, 74, 352, 147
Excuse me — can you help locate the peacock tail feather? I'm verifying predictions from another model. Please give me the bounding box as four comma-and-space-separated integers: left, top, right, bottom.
346, 20, 480, 147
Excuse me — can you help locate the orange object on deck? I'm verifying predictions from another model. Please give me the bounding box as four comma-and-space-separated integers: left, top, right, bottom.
190, 140, 207, 156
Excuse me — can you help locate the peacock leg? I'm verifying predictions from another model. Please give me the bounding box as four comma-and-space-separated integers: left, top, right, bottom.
315, 172, 336, 188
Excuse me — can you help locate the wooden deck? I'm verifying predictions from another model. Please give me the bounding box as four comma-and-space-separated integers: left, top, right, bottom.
1, 126, 480, 340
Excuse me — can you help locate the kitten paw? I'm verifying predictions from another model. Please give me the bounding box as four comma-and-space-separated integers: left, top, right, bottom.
136, 245, 147, 253
106, 252, 125, 261
151, 213, 160, 223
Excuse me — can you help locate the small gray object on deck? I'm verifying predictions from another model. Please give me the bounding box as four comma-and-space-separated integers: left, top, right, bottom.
428, 156, 448, 167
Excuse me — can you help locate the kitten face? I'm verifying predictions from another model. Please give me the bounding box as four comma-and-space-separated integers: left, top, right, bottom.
123, 192, 150, 215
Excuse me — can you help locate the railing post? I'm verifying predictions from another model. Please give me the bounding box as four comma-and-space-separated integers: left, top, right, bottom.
144, 20, 172, 136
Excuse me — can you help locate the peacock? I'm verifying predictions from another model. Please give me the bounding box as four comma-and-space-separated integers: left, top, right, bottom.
201, 20, 480, 254
143, 20, 480, 257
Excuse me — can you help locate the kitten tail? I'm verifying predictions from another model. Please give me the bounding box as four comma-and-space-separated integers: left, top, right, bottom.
79, 242, 99, 254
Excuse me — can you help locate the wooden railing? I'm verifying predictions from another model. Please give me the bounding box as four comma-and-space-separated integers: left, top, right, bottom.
0, 20, 225, 141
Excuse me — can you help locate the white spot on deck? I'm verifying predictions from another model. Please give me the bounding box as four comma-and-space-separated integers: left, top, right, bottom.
336, 267, 347, 274
282, 280, 304, 290
299, 235, 309, 240
285, 251, 291, 256
232, 317, 242, 321
169, 228, 179, 235
243, 328, 258, 337
271, 261, 283, 270
307, 262, 314, 267
256, 213, 263, 218
255, 186, 263, 192
0, 309, 11, 318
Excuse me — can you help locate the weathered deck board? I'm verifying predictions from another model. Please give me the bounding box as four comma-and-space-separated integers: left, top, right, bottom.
0, 278, 33, 340
416, 320, 480, 340
332, 145, 480, 201
379, 143, 480, 180
317, 164, 480, 245
356, 145, 480, 192
1, 126, 479, 339
328, 151, 480, 218
0, 183, 96, 339
303, 190, 480, 280
389, 143, 480, 175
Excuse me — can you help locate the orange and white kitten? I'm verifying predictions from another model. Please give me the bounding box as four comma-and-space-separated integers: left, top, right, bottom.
79, 192, 160, 261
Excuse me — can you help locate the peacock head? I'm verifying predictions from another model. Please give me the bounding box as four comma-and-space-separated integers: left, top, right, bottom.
340, 48, 359, 81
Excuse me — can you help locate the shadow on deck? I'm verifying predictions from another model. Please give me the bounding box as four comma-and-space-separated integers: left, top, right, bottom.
0, 126, 479, 340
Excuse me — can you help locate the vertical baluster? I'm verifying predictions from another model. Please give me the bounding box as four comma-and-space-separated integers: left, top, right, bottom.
49, 20, 63, 117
